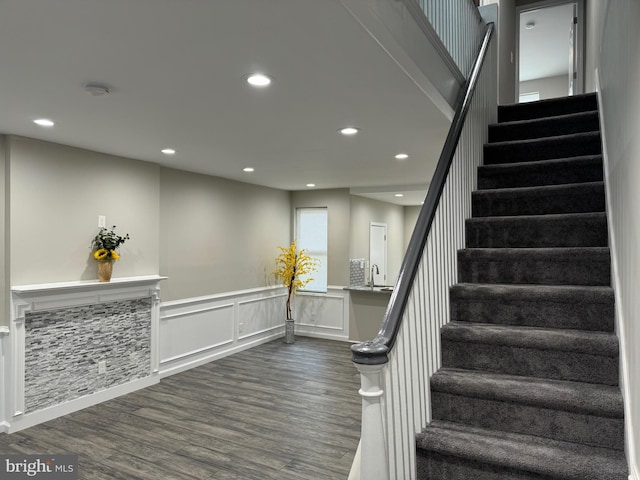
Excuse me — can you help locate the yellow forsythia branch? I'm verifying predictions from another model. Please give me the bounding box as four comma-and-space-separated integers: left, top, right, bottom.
274, 240, 319, 320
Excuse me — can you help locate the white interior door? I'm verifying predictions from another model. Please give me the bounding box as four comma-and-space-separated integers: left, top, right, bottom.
369, 223, 387, 286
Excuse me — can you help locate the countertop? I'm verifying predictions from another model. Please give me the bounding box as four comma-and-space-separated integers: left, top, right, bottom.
344, 285, 394, 294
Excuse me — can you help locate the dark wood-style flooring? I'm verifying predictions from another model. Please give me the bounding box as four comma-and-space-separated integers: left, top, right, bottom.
0, 337, 362, 479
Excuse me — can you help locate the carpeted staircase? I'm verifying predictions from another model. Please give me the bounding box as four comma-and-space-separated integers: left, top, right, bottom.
415, 93, 629, 480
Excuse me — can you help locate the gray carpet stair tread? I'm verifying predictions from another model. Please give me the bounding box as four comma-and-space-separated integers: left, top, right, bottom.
497, 93, 598, 123
450, 283, 615, 331
483, 132, 602, 165
477, 155, 603, 189
450, 283, 614, 303
465, 213, 607, 248
489, 111, 600, 143
458, 247, 611, 286
441, 322, 619, 357
430, 369, 624, 418
472, 182, 605, 216
416, 420, 628, 480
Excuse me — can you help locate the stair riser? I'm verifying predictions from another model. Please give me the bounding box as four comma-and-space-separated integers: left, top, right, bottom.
489, 113, 600, 143
472, 187, 605, 217
450, 293, 614, 332
465, 217, 608, 248
417, 451, 554, 480
458, 251, 611, 286
497, 94, 597, 123
477, 157, 603, 189
484, 134, 602, 165
431, 392, 624, 450
441, 340, 619, 385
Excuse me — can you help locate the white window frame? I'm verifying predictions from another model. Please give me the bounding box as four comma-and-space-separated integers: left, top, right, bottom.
295, 207, 328, 293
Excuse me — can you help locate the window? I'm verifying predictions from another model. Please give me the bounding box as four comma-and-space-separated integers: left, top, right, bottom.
295, 207, 328, 292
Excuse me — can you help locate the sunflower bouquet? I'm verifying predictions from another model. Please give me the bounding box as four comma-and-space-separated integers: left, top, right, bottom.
91, 226, 130, 262
274, 240, 319, 320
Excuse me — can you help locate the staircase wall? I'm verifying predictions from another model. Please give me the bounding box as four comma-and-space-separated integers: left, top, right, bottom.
591, 1, 640, 476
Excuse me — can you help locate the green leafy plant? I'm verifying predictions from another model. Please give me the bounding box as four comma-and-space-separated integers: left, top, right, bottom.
91, 225, 130, 261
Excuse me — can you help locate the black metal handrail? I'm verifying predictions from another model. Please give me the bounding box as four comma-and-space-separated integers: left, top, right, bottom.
351, 21, 495, 365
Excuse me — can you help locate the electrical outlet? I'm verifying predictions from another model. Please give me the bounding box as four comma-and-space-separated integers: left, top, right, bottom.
98, 360, 107, 374
98, 215, 106, 228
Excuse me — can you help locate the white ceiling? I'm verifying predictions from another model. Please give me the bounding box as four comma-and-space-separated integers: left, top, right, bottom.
519, 2, 575, 82
0, 0, 452, 206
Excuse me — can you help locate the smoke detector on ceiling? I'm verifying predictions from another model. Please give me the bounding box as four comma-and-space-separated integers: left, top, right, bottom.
84, 84, 111, 96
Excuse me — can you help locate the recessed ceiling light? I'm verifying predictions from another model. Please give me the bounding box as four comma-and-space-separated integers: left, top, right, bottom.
161, 148, 176, 155
246, 74, 272, 87
243, 167, 255, 172
395, 193, 404, 197
306, 183, 316, 188
395, 153, 409, 160
339, 127, 359, 136
33, 118, 54, 127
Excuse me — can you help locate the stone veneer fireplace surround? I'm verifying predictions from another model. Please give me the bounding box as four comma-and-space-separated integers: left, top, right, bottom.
6, 275, 165, 433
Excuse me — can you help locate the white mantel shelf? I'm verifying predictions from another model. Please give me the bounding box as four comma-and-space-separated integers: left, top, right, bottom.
12, 275, 167, 295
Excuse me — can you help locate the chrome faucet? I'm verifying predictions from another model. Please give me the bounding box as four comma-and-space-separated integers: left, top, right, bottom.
370, 264, 379, 289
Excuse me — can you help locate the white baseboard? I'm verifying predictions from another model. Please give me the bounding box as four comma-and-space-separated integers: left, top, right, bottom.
7, 374, 158, 433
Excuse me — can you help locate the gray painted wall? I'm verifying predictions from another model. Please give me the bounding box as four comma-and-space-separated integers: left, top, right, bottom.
349, 195, 404, 286
0, 136, 6, 329
9, 136, 160, 287
590, 0, 640, 471
520, 74, 570, 100
159, 167, 290, 301
482, 0, 517, 104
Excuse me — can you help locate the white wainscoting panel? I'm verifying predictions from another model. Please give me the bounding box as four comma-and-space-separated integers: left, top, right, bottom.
161, 303, 235, 362
159, 287, 288, 377
294, 287, 349, 341
238, 294, 286, 340
159, 286, 351, 377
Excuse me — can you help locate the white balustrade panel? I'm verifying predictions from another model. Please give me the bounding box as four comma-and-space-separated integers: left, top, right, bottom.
382, 39, 496, 479
418, 0, 484, 76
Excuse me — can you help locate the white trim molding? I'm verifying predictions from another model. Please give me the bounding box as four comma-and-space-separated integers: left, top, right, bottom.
0, 327, 9, 433
294, 286, 350, 341
159, 285, 350, 378
159, 286, 286, 378
7, 275, 165, 433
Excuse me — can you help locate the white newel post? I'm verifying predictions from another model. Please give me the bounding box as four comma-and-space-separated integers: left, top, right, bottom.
355, 362, 389, 480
